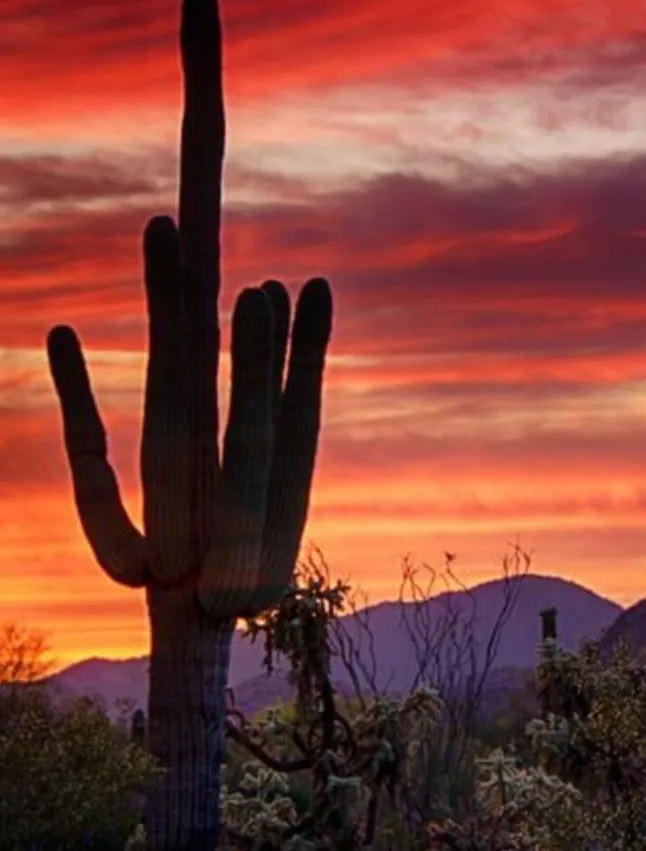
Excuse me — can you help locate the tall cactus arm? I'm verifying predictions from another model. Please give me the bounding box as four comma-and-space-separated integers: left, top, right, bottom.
245, 276, 333, 616
141, 216, 193, 582
46, 327, 148, 587
199, 288, 275, 618
261, 279, 291, 422
179, 0, 224, 553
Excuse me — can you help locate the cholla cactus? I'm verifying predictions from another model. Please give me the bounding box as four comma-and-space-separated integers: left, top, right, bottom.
426, 633, 646, 851
220, 764, 304, 847
125, 824, 147, 851
221, 569, 444, 849
45, 1, 333, 848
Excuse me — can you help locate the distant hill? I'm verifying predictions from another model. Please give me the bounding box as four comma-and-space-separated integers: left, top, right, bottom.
45, 574, 621, 720
326, 574, 620, 695
598, 598, 646, 662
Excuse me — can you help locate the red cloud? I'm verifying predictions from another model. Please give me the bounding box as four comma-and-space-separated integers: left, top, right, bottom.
2, 150, 646, 362
3, 0, 644, 127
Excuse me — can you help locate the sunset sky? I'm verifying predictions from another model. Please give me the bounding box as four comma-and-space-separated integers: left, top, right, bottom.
2, 0, 646, 667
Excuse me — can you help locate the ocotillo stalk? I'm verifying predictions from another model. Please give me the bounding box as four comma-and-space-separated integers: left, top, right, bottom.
45, 0, 333, 848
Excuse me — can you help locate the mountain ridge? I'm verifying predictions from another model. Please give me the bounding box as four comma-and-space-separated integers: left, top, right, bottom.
44, 573, 624, 719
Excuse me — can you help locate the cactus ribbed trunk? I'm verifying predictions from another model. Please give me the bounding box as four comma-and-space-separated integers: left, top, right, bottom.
145, 587, 233, 850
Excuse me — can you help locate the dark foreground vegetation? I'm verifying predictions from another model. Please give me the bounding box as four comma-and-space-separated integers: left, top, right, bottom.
2, 547, 645, 851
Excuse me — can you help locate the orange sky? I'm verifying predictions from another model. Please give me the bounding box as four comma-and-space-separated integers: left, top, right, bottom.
3, 0, 646, 668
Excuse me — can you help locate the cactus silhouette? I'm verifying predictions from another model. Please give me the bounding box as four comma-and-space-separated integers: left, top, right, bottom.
45, 1, 333, 848
131, 708, 147, 748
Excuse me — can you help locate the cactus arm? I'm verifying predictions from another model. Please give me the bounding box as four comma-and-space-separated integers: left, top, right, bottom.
260, 279, 291, 421
178, 0, 224, 553
244, 277, 333, 615
141, 216, 194, 582
199, 288, 275, 618
46, 326, 148, 587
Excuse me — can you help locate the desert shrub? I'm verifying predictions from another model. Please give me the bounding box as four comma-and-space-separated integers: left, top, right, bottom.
325, 546, 533, 839
529, 634, 646, 847
470, 684, 538, 772
21, 547, 646, 851
426, 630, 646, 850
164, 547, 532, 850
215, 556, 646, 851
0, 627, 160, 851
214, 564, 443, 849
426, 746, 582, 850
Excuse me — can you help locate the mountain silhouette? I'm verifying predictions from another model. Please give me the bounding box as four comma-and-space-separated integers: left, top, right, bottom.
45, 574, 621, 719
597, 598, 646, 662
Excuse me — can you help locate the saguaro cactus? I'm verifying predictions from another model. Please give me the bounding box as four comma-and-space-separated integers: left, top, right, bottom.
45, 1, 333, 848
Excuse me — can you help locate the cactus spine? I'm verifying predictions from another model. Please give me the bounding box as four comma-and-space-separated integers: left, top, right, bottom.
45, 1, 333, 848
